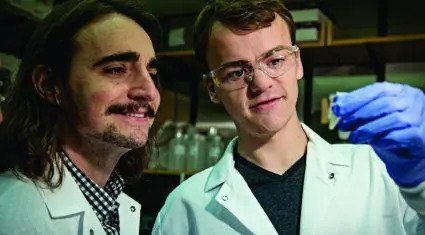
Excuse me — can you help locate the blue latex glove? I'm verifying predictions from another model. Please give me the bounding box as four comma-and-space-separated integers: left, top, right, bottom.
332, 82, 425, 187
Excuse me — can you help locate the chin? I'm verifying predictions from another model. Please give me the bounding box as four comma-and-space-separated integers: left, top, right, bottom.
256, 124, 285, 136
111, 137, 148, 149
99, 126, 149, 149
251, 115, 293, 135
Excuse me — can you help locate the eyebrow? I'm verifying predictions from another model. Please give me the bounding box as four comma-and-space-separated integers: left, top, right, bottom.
92, 51, 141, 68
217, 45, 287, 69
218, 60, 250, 70
258, 45, 286, 60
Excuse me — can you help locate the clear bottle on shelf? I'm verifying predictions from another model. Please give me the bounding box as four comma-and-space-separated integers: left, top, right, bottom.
151, 121, 175, 170
168, 126, 186, 171
185, 125, 206, 171
205, 127, 223, 168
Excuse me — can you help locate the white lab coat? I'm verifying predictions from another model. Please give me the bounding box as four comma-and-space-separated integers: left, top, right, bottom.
153, 124, 425, 235
0, 166, 140, 235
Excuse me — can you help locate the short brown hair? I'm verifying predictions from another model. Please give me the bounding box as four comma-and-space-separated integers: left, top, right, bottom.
193, 0, 296, 70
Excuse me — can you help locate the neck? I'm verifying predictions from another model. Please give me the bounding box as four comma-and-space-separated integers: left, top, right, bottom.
59, 129, 128, 187
237, 116, 308, 175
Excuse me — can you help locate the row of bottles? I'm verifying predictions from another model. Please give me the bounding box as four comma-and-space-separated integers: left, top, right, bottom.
150, 122, 225, 172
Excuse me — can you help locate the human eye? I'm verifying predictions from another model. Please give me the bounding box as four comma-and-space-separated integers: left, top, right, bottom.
148, 59, 160, 86
148, 68, 159, 86
102, 64, 128, 77
148, 68, 158, 78
220, 67, 246, 83
265, 55, 287, 69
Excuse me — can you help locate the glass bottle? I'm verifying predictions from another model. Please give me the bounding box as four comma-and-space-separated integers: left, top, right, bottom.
205, 127, 223, 167
168, 126, 186, 171
186, 125, 206, 171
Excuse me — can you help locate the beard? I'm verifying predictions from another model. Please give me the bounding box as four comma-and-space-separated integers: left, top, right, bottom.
91, 124, 148, 149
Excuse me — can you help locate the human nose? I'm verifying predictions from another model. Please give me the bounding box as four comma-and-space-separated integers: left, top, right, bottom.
128, 69, 159, 101
248, 66, 273, 92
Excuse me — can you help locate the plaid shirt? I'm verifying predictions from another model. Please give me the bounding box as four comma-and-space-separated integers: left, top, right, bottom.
60, 152, 124, 235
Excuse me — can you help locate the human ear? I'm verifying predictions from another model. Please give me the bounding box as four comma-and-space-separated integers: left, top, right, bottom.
32, 65, 60, 105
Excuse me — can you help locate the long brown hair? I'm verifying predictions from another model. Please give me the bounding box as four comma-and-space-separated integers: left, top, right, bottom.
0, 0, 161, 187
193, 0, 296, 70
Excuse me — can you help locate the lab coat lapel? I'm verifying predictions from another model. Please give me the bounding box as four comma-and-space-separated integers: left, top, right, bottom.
206, 139, 277, 234
206, 125, 352, 234
38, 167, 89, 216
299, 124, 351, 235
36, 159, 141, 235
215, 171, 278, 234
38, 166, 104, 234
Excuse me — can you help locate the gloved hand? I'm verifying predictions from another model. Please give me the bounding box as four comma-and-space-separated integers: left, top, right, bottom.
332, 82, 425, 187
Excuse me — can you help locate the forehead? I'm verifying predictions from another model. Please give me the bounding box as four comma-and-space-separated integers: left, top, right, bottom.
73, 13, 155, 62
206, 15, 291, 67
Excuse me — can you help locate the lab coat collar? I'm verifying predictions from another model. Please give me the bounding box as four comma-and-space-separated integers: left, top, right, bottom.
204, 123, 353, 234
37, 163, 141, 234
37, 165, 89, 217
205, 123, 351, 192
301, 123, 350, 167
204, 139, 236, 192
205, 135, 278, 234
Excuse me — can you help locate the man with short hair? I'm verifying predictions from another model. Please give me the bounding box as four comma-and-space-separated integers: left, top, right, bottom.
0, 0, 161, 234
153, 0, 425, 234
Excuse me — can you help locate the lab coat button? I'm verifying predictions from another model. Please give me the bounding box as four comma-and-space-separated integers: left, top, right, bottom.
221, 195, 228, 201
328, 173, 335, 179
89, 229, 94, 235
130, 206, 136, 212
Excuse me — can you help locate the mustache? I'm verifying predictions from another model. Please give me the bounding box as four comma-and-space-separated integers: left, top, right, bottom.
106, 102, 156, 118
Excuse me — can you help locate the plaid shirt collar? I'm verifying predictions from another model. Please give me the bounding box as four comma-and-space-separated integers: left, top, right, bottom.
60, 151, 125, 235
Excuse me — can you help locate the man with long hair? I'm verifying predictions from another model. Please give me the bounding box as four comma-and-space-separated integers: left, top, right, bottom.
153, 0, 425, 234
0, 0, 161, 234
